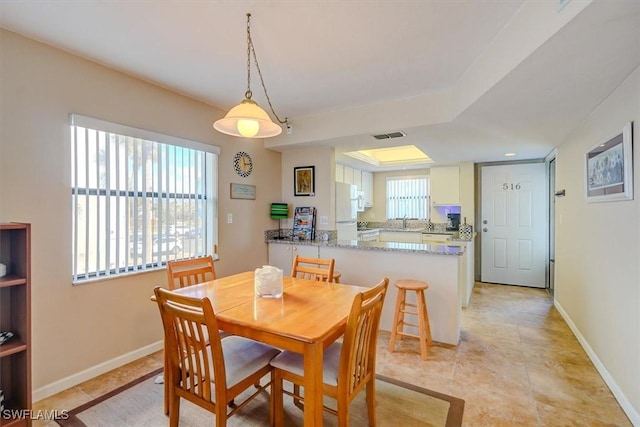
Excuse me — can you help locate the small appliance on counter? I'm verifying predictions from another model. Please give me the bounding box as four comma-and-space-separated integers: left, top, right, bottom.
446, 213, 461, 231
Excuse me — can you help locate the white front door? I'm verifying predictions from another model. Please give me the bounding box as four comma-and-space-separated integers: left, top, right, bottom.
481, 163, 547, 287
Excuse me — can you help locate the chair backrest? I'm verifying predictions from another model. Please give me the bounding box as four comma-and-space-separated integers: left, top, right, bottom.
154, 286, 227, 407
290, 255, 335, 282
338, 278, 389, 399
166, 255, 216, 290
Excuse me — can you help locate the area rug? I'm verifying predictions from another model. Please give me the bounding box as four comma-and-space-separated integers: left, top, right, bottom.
57, 368, 464, 427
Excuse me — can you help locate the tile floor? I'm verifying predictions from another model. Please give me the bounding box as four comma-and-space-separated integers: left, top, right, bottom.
33, 282, 631, 426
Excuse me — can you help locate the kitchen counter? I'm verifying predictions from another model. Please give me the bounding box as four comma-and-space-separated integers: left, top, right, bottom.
266, 236, 469, 345
265, 237, 465, 256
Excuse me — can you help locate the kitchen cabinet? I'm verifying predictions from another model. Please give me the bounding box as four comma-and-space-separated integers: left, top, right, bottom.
378, 230, 422, 244
335, 164, 344, 183
336, 164, 373, 208
430, 166, 460, 205
357, 229, 379, 242
422, 233, 451, 243
343, 166, 354, 185
0, 223, 31, 427
361, 171, 373, 207
268, 243, 319, 275
353, 169, 362, 190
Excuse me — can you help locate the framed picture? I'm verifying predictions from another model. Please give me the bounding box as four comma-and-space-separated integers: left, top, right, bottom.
585, 122, 633, 202
230, 183, 256, 200
294, 166, 315, 196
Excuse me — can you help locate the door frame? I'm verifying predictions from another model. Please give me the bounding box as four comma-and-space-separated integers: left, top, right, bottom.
546, 150, 557, 295
474, 159, 550, 287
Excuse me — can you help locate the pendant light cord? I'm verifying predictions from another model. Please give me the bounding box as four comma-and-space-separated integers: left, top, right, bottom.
245, 13, 289, 126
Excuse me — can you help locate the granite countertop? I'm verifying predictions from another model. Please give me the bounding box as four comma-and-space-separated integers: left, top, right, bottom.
265, 238, 465, 256
375, 228, 458, 235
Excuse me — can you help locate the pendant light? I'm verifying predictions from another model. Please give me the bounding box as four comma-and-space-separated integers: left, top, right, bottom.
214, 13, 289, 139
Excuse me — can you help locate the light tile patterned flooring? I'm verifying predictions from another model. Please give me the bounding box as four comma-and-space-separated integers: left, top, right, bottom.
34, 282, 631, 426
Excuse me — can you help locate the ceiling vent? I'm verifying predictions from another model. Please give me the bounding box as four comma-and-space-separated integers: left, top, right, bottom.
373, 131, 406, 140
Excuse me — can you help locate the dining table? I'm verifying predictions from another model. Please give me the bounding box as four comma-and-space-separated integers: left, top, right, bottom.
161, 270, 370, 426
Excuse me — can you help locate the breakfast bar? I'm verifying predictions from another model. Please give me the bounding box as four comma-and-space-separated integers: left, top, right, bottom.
266, 237, 471, 345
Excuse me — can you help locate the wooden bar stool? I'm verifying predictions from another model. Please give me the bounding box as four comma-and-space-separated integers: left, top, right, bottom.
388, 279, 433, 360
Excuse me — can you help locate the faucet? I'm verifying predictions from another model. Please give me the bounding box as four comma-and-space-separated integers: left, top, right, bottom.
402, 215, 408, 229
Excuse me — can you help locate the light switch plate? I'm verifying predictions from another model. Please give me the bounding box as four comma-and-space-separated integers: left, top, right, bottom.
227, 213, 233, 224
319, 216, 328, 226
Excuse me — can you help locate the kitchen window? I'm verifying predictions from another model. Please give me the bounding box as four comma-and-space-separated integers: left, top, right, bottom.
386, 176, 429, 220
70, 114, 219, 283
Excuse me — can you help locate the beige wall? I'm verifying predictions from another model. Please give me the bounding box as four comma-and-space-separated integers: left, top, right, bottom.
555, 67, 640, 421
0, 29, 281, 397
280, 146, 334, 229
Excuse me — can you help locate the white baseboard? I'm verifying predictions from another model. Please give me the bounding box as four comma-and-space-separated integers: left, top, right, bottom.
554, 300, 639, 426
33, 340, 163, 403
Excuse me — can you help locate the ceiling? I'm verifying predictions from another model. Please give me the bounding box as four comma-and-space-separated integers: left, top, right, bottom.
1, 1, 638, 171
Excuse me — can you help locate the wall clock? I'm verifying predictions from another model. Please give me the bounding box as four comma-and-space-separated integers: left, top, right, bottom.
233, 151, 253, 177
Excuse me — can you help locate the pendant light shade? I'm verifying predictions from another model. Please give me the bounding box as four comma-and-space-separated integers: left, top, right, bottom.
213, 13, 288, 139
214, 98, 282, 138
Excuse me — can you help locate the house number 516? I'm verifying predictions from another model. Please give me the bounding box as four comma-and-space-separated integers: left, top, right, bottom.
503, 183, 521, 190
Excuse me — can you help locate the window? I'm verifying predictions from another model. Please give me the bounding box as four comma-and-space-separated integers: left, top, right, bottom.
386, 176, 429, 220
71, 114, 219, 283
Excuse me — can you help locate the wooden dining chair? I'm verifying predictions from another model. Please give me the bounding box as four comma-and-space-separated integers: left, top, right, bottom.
163, 255, 220, 408
166, 255, 216, 290
270, 277, 389, 427
154, 286, 281, 427
290, 255, 335, 282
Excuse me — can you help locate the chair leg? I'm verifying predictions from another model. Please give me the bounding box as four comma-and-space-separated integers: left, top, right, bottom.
268, 372, 274, 427
163, 349, 169, 415
389, 288, 406, 352
337, 397, 349, 427
215, 403, 228, 427
273, 370, 285, 427
416, 291, 431, 360
421, 291, 433, 346
168, 393, 180, 427
365, 379, 377, 427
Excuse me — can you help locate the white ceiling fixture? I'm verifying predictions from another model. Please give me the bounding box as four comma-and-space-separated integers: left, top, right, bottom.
213, 13, 288, 139
344, 145, 432, 168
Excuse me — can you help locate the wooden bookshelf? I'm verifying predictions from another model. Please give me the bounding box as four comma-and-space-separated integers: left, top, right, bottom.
0, 223, 31, 427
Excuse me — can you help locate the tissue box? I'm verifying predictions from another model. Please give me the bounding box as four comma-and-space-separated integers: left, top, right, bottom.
254, 265, 283, 298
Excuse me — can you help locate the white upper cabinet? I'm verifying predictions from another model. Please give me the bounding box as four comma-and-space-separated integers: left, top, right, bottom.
336, 164, 374, 208
431, 166, 460, 205
343, 166, 354, 185
361, 171, 373, 207
353, 168, 362, 190
335, 164, 344, 183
